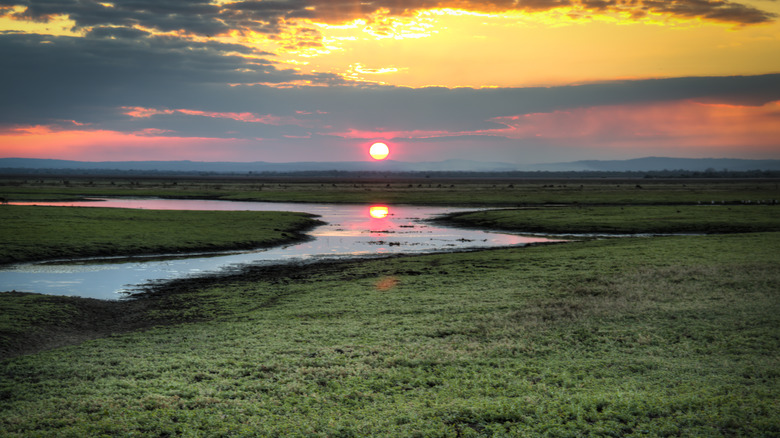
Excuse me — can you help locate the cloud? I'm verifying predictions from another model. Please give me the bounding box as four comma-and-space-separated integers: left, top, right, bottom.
1, 0, 778, 162
320, 93, 780, 152
638, 0, 776, 25
7, 0, 229, 36
0, 125, 256, 161
0, 32, 347, 127
86, 26, 151, 39
124, 107, 315, 127
4, 60, 777, 159
2, 27, 778, 140
2, 1, 774, 96
2, 0, 775, 41
295, 74, 780, 135
488, 100, 780, 147
226, 0, 778, 26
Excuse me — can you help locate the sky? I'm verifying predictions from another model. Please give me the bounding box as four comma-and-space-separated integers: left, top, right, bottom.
1, 0, 779, 165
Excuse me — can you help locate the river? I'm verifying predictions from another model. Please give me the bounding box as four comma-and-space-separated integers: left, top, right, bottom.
0, 199, 563, 300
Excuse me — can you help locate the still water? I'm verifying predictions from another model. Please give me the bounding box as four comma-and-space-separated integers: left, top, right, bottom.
1, 199, 561, 300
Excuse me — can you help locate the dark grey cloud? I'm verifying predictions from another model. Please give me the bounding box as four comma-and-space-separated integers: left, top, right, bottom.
1, 0, 775, 39
4, 28, 776, 143
6, 0, 229, 35
166, 72, 780, 139
0, 32, 345, 126
224, 0, 778, 27
240, 74, 780, 135
640, 0, 775, 25
86, 25, 150, 39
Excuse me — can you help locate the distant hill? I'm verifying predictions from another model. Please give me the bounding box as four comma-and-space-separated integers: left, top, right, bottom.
1, 157, 779, 174
535, 157, 780, 172
0, 158, 518, 173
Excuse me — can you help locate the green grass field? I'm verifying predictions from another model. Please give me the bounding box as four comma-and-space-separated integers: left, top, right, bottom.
2, 177, 778, 206
1, 234, 778, 436
1, 179, 779, 436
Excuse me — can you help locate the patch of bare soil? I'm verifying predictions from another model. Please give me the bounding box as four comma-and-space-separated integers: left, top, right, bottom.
1, 258, 367, 361
0, 293, 170, 360
2, 251, 484, 361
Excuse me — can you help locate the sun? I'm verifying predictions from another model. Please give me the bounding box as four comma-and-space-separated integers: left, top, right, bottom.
369, 142, 390, 160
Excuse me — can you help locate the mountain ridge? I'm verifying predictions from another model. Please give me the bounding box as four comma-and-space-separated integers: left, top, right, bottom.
535, 157, 780, 172
1, 157, 779, 173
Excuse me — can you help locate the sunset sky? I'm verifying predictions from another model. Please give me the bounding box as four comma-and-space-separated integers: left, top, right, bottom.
1, 0, 779, 165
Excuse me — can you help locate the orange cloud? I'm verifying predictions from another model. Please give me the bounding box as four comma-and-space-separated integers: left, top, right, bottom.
299, 1, 776, 26
0, 125, 253, 161
264, 2, 780, 88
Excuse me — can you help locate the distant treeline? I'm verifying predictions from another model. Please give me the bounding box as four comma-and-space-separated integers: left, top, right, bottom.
1, 167, 779, 179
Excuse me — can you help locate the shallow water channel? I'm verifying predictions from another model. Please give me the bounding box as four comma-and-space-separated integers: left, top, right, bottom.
1, 199, 562, 300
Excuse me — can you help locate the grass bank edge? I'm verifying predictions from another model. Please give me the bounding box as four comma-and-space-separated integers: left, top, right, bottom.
3, 231, 778, 359
0, 205, 324, 265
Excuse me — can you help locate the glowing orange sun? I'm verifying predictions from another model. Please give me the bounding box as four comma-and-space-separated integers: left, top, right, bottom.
369, 142, 390, 160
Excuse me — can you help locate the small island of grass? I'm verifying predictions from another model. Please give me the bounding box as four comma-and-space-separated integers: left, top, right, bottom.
437, 204, 780, 235
0, 205, 323, 265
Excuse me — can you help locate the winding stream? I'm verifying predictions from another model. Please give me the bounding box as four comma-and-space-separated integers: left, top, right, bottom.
0, 199, 563, 300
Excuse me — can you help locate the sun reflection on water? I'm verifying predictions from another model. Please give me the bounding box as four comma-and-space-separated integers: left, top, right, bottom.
2, 199, 565, 300
369, 205, 389, 219
375, 276, 399, 291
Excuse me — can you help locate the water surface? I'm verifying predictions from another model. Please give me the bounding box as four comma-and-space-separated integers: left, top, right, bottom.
1, 199, 561, 300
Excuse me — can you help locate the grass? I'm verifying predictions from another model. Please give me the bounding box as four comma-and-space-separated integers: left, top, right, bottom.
0, 293, 84, 351
0, 205, 322, 264
1, 232, 778, 435
0, 292, 154, 359
438, 204, 780, 234
0, 179, 778, 435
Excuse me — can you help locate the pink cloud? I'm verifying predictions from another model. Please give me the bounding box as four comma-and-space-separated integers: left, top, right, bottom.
122, 107, 175, 118
4, 99, 778, 164
0, 125, 255, 161
134, 128, 176, 136
327, 128, 454, 140
326, 100, 780, 153
489, 100, 780, 148
123, 106, 313, 127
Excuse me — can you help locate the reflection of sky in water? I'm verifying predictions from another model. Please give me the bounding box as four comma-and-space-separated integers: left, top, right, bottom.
1, 199, 563, 300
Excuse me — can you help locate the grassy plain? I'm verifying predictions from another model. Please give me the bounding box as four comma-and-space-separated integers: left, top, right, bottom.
1, 176, 778, 205
1, 234, 778, 436
1, 177, 779, 436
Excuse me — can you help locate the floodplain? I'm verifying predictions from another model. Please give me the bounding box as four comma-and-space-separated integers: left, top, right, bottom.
0, 176, 778, 436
